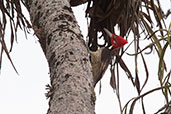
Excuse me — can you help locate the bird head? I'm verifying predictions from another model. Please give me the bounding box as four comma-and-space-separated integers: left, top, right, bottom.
110, 34, 128, 49
103, 28, 128, 49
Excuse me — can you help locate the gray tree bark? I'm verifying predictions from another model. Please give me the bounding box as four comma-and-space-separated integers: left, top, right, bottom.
25, 0, 95, 114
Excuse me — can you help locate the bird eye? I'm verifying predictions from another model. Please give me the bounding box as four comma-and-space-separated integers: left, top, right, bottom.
113, 35, 117, 38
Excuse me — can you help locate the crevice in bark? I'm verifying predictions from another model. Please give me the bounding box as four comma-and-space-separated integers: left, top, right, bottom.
63, 6, 73, 13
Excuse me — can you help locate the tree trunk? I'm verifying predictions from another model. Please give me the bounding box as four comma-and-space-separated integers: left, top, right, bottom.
25, 0, 95, 114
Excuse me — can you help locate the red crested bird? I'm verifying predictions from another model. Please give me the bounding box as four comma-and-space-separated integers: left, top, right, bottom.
90, 28, 128, 86
103, 28, 128, 49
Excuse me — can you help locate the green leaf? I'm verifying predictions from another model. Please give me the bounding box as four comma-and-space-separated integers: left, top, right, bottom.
158, 42, 168, 81
167, 22, 171, 48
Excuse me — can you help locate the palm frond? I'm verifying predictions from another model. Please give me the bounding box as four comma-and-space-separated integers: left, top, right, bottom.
0, 0, 31, 73
86, 0, 171, 113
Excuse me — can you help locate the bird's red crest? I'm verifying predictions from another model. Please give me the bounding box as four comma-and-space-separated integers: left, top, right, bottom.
111, 34, 128, 49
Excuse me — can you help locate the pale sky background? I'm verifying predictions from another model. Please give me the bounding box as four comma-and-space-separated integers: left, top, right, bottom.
0, 1, 171, 114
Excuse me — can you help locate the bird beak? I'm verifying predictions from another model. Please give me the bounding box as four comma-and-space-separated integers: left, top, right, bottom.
103, 28, 112, 38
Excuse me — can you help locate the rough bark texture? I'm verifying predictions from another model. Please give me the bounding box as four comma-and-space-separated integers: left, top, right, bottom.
26, 0, 95, 114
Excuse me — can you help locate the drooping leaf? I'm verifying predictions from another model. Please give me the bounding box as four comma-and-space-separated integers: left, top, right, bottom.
0, 39, 18, 74
135, 72, 140, 94
140, 52, 149, 93
9, 20, 14, 52
141, 17, 162, 55
118, 57, 135, 86
165, 9, 171, 18
110, 65, 116, 90
128, 85, 171, 114
141, 98, 146, 114
0, 0, 31, 72
0, 47, 3, 73
149, 0, 164, 35
158, 42, 168, 81
141, 12, 153, 25
167, 22, 171, 48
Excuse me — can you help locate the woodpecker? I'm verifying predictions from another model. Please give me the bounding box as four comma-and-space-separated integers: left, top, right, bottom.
90, 28, 128, 86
